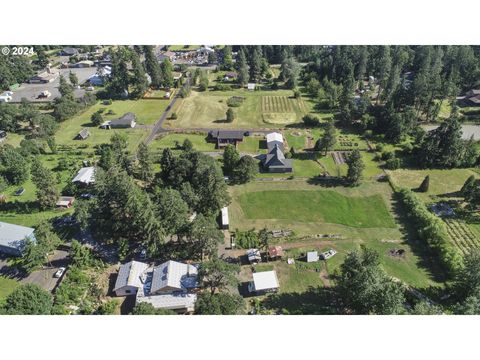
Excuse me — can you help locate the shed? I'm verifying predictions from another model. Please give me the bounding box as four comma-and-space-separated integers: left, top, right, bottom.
268, 245, 284, 259
221, 207, 229, 230
307, 251, 319, 263
247, 83, 256, 91
114, 261, 149, 296
72, 167, 95, 185
75, 128, 90, 140
56, 196, 75, 208
0, 221, 36, 256
249, 270, 279, 294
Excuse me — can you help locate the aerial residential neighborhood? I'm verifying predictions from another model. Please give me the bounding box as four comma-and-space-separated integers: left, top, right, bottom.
1, 44, 480, 317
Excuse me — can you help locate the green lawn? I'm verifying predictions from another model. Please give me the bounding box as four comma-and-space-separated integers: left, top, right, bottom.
0, 276, 19, 303
237, 189, 395, 228
167, 45, 201, 51
387, 168, 477, 202
237, 136, 264, 154
166, 88, 312, 129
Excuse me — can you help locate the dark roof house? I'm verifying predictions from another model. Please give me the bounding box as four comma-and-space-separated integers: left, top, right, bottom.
61, 47, 79, 56
208, 130, 244, 148
263, 144, 293, 173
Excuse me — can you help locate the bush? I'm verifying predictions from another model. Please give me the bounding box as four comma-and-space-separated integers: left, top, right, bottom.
293, 89, 301, 98
234, 229, 259, 249
397, 188, 463, 276
302, 114, 320, 127
384, 157, 401, 170
103, 99, 112, 105
227, 96, 244, 107
213, 84, 233, 91
381, 150, 394, 161
170, 112, 178, 120
226, 108, 235, 123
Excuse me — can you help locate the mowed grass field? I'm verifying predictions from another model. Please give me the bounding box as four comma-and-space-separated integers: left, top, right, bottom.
237, 190, 395, 228
230, 180, 442, 289
166, 89, 312, 129
0, 276, 19, 303
386, 168, 478, 202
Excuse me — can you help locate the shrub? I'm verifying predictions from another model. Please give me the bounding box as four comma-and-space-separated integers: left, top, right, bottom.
293, 89, 301, 98
302, 114, 320, 127
213, 84, 233, 91
227, 96, 244, 107
397, 188, 463, 276
381, 150, 394, 161
234, 229, 259, 249
170, 112, 178, 120
384, 157, 401, 170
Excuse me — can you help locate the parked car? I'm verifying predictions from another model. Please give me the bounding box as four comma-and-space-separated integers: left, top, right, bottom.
54, 267, 66, 278
86, 86, 95, 91
14, 188, 25, 196
140, 248, 147, 260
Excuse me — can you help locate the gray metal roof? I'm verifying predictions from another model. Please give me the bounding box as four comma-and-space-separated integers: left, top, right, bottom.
110, 112, 136, 126
114, 261, 149, 291
0, 222, 35, 251
151, 260, 198, 294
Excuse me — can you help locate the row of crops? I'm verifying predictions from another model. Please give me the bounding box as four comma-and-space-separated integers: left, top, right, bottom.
443, 218, 480, 255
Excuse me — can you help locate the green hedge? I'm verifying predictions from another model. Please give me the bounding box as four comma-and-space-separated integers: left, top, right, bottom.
397, 188, 463, 276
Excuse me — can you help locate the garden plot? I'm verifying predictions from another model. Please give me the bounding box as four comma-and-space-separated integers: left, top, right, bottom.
261, 96, 307, 125
443, 218, 480, 255
332, 151, 350, 165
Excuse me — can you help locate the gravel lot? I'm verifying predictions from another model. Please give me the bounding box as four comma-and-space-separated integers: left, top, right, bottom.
10, 67, 98, 103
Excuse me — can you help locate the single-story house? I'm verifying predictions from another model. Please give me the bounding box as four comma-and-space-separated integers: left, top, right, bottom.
56, 196, 75, 208
75, 128, 90, 140
263, 144, 293, 173
72, 167, 95, 185
268, 245, 284, 260
71, 60, 94, 68
307, 251, 319, 263
247, 83, 256, 91
0, 221, 36, 256
208, 130, 244, 148
248, 270, 279, 294
29, 67, 59, 84
266, 132, 284, 152
221, 207, 229, 230
136, 260, 199, 313
246, 248, 262, 264
109, 112, 137, 128
114, 261, 149, 297
60, 47, 79, 56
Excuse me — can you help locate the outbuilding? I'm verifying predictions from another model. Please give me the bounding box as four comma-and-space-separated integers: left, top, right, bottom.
0, 221, 36, 256
248, 270, 279, 294
307, 251, 319, 263
221, 207, 229, 230
72, 167, 95, 185
75, 128, 90, 140
56, 196, 75, 209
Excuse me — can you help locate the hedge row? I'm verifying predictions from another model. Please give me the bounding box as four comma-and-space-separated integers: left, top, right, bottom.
397, 188, 463, 276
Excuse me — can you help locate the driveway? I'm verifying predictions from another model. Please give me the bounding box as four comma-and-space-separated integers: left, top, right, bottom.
21, 249, 70, 292
10, 67, 98, 103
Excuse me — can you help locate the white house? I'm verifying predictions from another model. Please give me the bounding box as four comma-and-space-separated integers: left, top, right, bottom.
265, 132, 284, 151
0, 222, 36, 256
248, 270, 280, 294
114, 261, 149, 296
72, 167, 95, 185
136, 260, 199, 313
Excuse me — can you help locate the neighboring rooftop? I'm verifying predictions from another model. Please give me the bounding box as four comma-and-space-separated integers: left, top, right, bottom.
114, 261, 149, 292
150, 260, 198, 294
252, 270, 279, 292
0, 222, 35, 252
72, 167, 95, 185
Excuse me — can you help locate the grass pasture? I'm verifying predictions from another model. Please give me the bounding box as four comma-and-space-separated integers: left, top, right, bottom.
0, 276, 19, 303
168, 89, 311, 129
237, 190, 395, 228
